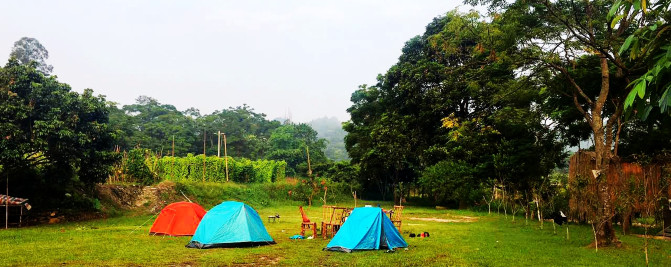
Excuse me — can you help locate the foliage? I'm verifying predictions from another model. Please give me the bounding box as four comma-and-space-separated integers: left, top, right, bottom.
611, 0, 671, 115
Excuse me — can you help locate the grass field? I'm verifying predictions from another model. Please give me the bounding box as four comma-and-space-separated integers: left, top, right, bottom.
1, 204, 670, 266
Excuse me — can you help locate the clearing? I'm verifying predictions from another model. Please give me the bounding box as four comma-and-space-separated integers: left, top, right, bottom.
2, 204, 671, 266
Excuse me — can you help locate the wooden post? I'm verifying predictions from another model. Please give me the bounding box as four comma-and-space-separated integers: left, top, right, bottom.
224, 133, 229, 182
217, 130, 221, 158
203, 130, 206, 182
306, 146, 312, 176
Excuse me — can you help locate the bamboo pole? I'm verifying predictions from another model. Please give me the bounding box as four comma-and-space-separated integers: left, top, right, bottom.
224, 133, 229, 182
217, 130, 221, 158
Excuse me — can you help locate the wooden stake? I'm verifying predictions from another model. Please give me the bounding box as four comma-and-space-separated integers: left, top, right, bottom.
224, 133, 229, 182
203, 130, 206, 182
323, 187, 328, 206
306, 146, 313, 206
6, 174, 8, 229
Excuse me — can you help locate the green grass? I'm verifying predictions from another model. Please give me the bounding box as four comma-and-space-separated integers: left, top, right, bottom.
1, 204, 671, 266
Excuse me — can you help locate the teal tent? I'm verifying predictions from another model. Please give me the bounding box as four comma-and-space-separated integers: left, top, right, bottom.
186, 201, 275, 249
325, 207, 408, 252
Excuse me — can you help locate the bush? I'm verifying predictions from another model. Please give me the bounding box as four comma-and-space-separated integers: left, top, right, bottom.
125, 149, 157, 185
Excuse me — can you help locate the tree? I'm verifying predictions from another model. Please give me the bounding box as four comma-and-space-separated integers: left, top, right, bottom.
267, 123, 327, 176
197, 105, 280, 159
345, 10, 564, 205
0, 59, 116, 207
9, 37, 54, 75
110, 96, 198, 156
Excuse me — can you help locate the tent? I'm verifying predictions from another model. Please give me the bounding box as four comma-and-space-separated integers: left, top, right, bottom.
186, 201, 275, 249
325, 207, 408, 253
149, 202, 207, 236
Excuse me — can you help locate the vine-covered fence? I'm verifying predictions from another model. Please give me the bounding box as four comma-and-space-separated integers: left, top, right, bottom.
108, 149, 286, 184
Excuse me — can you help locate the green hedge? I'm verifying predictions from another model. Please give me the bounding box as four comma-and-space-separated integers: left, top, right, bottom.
155, 154, 286, 183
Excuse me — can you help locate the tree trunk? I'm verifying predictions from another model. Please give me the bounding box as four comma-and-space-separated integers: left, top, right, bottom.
588, 56, 619, 247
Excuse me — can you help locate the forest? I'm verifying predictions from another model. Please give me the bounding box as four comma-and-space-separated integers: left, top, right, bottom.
1, 0, 671, 252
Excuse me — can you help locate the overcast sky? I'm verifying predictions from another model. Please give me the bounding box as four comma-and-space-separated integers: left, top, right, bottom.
1, 1, 473, 122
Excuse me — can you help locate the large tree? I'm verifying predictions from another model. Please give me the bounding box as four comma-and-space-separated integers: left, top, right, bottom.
9, 37, 54, 75
0, 59, 116, 206
345, 11, 565, 204
468, 0, 668, 246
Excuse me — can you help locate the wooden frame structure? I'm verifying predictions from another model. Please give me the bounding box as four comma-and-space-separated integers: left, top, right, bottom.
321, 206, 351, 239
389, 205, 404, 232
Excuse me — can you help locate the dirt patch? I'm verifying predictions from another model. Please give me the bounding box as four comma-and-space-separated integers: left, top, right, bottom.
96, 181, 180, 213
408, 216, 478, 223
96, 184, 144, 209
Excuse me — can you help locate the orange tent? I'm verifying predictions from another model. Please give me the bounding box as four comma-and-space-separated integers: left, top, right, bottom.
149, 202, 207, 236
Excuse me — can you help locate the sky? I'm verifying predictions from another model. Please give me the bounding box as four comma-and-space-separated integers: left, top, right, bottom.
0, 1, 473, 123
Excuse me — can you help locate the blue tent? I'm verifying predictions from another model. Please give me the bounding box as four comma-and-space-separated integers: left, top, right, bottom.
186, 201, 275, 249
325, 207, 408, 252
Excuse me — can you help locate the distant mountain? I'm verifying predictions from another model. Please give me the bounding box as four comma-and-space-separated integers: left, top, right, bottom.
309, 117, 350, 162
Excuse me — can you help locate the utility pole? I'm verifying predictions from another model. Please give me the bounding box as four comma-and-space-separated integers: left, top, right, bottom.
224, 133, 229, 182
171, 135, 175, 179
